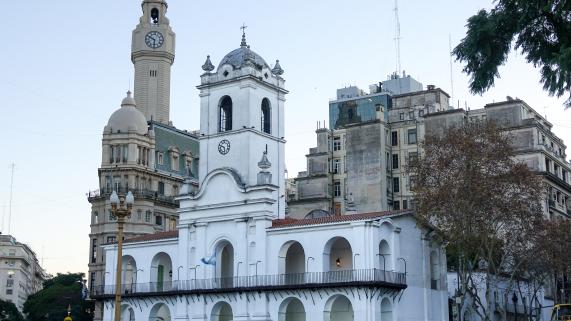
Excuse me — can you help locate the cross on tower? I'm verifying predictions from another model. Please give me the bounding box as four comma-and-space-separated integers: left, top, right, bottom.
240, 23, 248, 47
240, 23, 248, 35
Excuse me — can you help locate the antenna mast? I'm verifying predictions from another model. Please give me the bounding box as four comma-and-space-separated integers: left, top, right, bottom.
449, 34, 455, 106
394, 0, 402, 76
8, 163, 14, 235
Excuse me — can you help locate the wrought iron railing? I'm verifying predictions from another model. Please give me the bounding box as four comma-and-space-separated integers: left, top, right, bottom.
91, 268, 406, 297
87, 187, 178, 206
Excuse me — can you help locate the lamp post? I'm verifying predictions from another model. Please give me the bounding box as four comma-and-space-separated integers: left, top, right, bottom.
189, 265, 200, 288
512, 292, 518, 321
398, 257, 407, 282
110, 190, 134, 321
353, 253, 360, 269
306, 257, 315, 272
377, 254, 386, 281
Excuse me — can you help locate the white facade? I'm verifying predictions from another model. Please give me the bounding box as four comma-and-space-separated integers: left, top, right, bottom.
94, 17, 449, 319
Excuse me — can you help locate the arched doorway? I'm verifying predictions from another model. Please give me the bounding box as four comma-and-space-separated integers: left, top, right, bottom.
120, 305, 135, 321
378, 240, 392, 271
215, 241, 234, 288
323, 237, 353, 271
279, 297, 306, 321
148, 303, 171, 321
150, 252, 172, 292
211, 301, 233, 321
122, 255, 136, 293
380, 298, 393, 321
324, 295, 354, 321
278, 241, 306, 284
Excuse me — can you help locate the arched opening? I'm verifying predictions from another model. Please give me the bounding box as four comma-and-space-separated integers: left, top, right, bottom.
278, 297, 306, 321
121, 305, 135, 321
150, 252, 172, 292
148, 303, 171, 321
211, 301, 233, 321
150, 8, 159, 24
430, 250, 440, 290
285, 242, 305, 274
380, 298, 393, 321
219, 96, 233, 132
378, 240, 392, 271
323, 237, 353, 271
121, 255, 136, 293
324, 295, 353, 321
261, 98, 271, 134
215, 241, 234, 288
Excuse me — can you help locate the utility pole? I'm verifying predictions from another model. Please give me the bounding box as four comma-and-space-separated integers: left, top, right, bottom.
8, 163, 15, 235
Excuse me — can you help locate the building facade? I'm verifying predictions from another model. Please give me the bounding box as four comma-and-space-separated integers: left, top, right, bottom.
0, 234, 49, 312
92, 25, 450, 321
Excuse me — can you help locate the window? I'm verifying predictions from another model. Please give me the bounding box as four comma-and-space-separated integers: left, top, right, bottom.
554, 164, 560, 176
6, 289, 12, 295
393, 200, 400, 210
91, 239, 97, 263
409, 176, 417, 190
219, 96, 233, 132
334, 181, 341, 197
158, 182, 165, 195
157, 152, 164, 165
392, 154, 399, 169
408, 152, 418, 165
333, 159, 340, 174
399, 113, 404, 120
407, 129, 417, 144
172, 155, 179, 171
545, 158, 551, 172
333, 137, 341, 151
419, 109, 425, 117
402, 200, 408, 210
155, 215, 163, 226
391, 131, 398, 146
261, 98, 271, 134
169, 218, 177, 230
145, 211, 152, 223
122, 144, 128, 163
393, 177, 400, 193
93, 211, 99, 224
8, 249, 15, 256
150, 8, 160, 24
90, 272, 96, 289
563, 170, 568, 182
409, 111, 415, 119
137, 209, 142, 221
6, 279, 13, 287
106, 236, 116, 243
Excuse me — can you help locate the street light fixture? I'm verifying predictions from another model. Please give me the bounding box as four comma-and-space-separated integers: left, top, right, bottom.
110, 190, 134, 321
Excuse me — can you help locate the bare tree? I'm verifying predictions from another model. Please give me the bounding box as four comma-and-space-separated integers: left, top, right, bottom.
410, 121, 545, 321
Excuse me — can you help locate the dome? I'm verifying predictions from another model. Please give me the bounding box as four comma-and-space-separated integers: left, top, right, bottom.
218, 32, 270, 71
106, 91, 148, 135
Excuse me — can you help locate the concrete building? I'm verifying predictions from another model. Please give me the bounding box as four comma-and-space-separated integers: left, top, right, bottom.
0, 234, 49, 312
86, 1, 199, 320
92, 23, 450, 321
287, 80, 450, 218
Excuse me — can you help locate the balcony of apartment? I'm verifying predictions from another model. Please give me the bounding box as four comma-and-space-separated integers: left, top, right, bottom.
86, 186, 178, 207
90, 269, 406, 299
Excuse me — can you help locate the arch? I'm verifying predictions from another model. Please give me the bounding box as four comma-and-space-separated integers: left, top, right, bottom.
211, 301, 233, 321
150, 252, 172, 292
278, 241, 305, 275
214, 240, 234, 288
150, 8, 159, 24
261, 98, 271, 134
121, 305, 135, 321
148, 303, 170, 321
324, 295, 354, 321
121, 255, 137, 293
219, 96, 233, 132
323, 237, 353, 271
380, 298, 393, 321
430, 250, 440, 290
278, 297, 306, 321
378, 240, 392, 271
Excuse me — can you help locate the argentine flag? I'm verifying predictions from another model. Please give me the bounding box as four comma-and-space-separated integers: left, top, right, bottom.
201, 252, 216, 265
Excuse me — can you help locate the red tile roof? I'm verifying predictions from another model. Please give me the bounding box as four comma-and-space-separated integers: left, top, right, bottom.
271, 210, 412, 228
123, 230, 179, 244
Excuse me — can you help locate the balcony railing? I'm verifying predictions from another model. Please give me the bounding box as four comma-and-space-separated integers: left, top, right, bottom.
87, 187, 178, 206
91, 269, 406, 298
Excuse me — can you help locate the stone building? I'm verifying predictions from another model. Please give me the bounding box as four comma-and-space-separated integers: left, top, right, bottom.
0, 234, 49, 312
86, 1, 199, 320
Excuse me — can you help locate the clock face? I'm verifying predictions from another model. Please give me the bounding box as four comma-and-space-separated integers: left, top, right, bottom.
218, 140, 231, 155
145, 31, 164, 49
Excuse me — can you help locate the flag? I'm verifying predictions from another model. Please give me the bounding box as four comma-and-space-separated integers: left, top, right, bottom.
201, 252, 216, 265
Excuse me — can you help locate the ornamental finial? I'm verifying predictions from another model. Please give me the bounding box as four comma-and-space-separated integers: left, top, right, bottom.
240, 23, 248, 47
271, 60, 284, 76
202, 55, 215, 72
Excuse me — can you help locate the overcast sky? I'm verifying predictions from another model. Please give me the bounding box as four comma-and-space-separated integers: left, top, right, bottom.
1, 0, 570, 276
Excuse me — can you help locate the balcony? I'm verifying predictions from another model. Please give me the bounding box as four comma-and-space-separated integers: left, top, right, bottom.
90, 269, 406, 299
87, 187, 178, 207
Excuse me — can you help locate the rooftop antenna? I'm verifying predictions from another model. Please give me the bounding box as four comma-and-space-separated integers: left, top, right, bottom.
1, 204, 5, 233
8, 163, 15, 235
393, 0, 402, 76
449, 34, 455, 106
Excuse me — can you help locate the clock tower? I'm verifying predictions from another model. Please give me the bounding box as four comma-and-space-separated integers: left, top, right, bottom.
131, 0, 175, 124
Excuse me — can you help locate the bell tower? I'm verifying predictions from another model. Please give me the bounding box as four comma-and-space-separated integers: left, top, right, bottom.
131, 0, 175, 124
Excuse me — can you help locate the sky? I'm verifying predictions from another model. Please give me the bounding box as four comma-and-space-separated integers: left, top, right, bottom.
1, 0, 570, 276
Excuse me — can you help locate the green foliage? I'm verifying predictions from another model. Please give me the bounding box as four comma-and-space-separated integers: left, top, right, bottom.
23, 273, 93, 321
454, 0, 571, 107
0, 299, 24, 321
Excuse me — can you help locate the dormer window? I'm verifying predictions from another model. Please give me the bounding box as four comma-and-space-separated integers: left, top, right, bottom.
261, 98, 271, 134
151, 8, 159, 24
219, 96, 233, 132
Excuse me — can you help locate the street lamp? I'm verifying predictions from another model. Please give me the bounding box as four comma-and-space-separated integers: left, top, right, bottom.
189, 265, 200, 288
377, 254, 386, 281
110, 190, 134, 321
512, 292, 518, 321
306, 257, 315, 272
